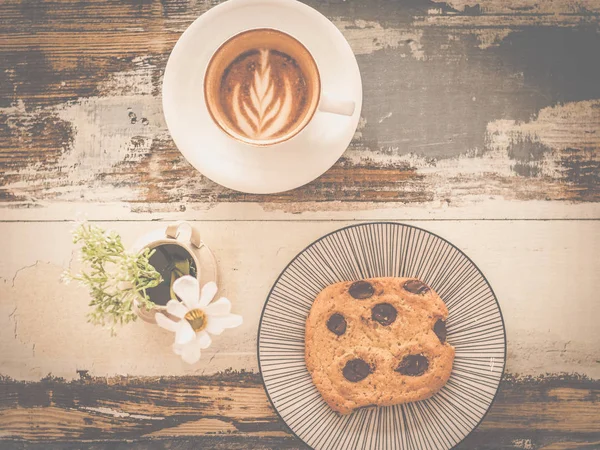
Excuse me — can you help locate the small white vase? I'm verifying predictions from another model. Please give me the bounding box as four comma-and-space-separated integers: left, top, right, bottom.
130, 221, 218, 324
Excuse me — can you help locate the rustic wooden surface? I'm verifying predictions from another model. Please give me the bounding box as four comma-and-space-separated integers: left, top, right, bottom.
1, 0, 599, 449
0, 373, 599, 449
2, 0, 600, 209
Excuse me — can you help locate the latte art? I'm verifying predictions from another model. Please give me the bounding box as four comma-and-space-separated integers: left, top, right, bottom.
225, 49, 305, 140
204, 29, 320, 145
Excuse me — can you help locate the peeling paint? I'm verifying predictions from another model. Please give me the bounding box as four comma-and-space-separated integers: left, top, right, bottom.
1, 90, 166, 202
343, 100, 600, 203
80, 406, 164, 421
0, 100, 74, 172
54, 95, 165, 179
144, 417, 238, 436
485, 100, 600, 185
98, 56, 157, 97
418, 0, 600, 50
434, 0, 600, 14
511, 438, 534, 449
333, 18, 425, 59
490, 100, 600, 153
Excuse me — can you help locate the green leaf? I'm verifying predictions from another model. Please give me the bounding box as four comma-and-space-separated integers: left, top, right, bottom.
66, 223, 163, 335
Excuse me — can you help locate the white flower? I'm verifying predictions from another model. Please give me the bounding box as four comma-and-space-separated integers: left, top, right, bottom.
155, 275, 243, 364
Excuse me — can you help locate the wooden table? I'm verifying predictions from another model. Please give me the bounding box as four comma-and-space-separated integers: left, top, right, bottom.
1, 0, 599, 448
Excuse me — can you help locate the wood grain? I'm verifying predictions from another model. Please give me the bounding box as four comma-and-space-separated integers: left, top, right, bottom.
1, 0, 599, 448
0, 373, 598, 449
1, 0, 599, 209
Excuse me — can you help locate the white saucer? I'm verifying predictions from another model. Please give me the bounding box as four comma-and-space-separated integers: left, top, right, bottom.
162, 0, 362, 194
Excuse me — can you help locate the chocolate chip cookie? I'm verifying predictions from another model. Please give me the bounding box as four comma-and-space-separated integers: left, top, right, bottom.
305, 277, 455, 415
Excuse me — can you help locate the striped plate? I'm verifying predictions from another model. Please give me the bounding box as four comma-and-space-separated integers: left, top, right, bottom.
258, 222, 506, 450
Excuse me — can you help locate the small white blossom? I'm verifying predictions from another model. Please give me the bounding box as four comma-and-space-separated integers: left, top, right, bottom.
155, 276, 242, 364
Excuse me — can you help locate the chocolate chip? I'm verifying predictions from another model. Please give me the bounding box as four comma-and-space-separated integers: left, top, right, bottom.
403, 279, 430, 295
349, 280, 375, 299
343, 359, 373, 382
395, 354, 429, 376
371, 303, 397, 326
433, 319, 447, 343
327, 313, 347, 336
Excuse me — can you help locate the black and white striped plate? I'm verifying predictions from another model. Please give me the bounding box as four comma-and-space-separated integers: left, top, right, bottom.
258, 223, 506, 450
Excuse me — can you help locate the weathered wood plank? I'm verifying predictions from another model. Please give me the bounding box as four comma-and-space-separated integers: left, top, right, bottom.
0, 374, 598, 448
1, 220, 599, 381
0, 201, 599, 221
0, 437, 308, 450
1, 0, 599, 208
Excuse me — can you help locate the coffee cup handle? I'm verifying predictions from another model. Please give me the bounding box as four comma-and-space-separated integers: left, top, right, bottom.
319, 93, 355, 116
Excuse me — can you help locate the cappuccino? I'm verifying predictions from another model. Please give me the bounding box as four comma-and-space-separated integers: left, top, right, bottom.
204, 29, 320, 145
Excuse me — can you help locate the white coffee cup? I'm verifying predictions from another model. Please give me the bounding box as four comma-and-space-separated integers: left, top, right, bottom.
163, 0, 363, 194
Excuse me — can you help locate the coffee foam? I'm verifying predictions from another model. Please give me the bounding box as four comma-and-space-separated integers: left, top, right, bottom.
226, 49, 301, 140
204, 29, 320, 146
